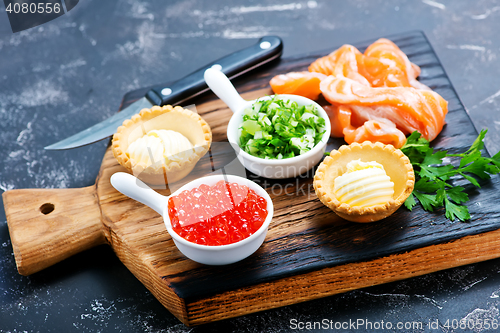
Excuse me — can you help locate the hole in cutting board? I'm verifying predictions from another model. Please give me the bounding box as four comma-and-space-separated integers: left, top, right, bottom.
40, 203, 55, 215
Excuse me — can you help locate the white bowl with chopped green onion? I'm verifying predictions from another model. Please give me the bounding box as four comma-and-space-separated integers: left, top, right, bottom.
205, 68, 331, 179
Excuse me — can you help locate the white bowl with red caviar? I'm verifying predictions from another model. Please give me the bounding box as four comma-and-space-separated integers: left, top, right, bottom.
110, 172, 273, 265
204, 68, 331, 179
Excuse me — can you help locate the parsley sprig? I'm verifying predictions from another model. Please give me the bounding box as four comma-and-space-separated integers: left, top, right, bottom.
401, 130, 500, 222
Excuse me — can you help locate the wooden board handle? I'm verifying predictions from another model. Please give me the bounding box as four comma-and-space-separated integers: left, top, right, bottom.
2, 186, 106, 275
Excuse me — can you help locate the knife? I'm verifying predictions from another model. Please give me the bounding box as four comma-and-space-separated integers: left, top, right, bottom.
45, 36, 283, 150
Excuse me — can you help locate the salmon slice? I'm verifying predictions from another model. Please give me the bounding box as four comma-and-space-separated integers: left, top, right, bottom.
324, 105, 407, 148
324, 105, 353, 138
320, 76, 448, 142
308, 39, 427, 89
364, 38, 430, 90
346, 119, 407, 148
356, 55, 391, 87
308, 45, 371, 86
270, 38, 447, 147
269, 71, 327, 100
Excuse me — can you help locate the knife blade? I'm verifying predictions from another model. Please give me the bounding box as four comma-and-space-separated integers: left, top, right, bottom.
45, 36, 283, 150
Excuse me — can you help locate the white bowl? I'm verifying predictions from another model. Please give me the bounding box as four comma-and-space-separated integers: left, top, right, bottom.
110, 172, 274, 265
204, 68, 331, 179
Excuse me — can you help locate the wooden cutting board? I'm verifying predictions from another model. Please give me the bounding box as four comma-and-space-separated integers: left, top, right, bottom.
4, 31, 500, 326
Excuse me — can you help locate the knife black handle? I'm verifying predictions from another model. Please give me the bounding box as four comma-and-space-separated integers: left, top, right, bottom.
144, 36, 283, 106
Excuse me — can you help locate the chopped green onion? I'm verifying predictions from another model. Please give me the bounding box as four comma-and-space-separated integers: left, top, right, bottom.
239, 96, 325, 159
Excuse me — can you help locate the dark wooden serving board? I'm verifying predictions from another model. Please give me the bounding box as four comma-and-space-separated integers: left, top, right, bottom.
4, 31, 500, 326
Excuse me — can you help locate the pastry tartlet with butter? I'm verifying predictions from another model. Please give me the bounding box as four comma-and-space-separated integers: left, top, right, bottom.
313, 141, 414, 222
112, 105, 212, 185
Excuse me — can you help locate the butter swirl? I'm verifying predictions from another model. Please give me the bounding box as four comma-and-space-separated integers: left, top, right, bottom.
333, 159, 394, 208
126, 129, 195, 166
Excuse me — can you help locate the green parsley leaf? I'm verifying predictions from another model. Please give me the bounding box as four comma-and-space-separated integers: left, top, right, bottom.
414, 177, 442, 193
466, 129, 487, 154
435, 188, 447, 207
444, 196, 471, 222
419, 164, 454, 181
445, 186, 469, 204
401, 129, 500, 222
422, 149, 447, 166
404, 193, 417, 211
413, 191, 438, 211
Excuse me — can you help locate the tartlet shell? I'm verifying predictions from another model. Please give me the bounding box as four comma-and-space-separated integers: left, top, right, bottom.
112, 105, 212, 185
313, 141, 415, 223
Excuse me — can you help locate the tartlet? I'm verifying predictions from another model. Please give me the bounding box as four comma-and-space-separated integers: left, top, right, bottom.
313, 141, 415, 222
112, 105, 212, 185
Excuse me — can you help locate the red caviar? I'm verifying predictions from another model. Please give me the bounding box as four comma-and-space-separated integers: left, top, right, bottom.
167, 180, 268, 246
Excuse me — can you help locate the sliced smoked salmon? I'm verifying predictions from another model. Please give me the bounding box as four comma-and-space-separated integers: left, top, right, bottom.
363, 38, 430, 90
320, 76, 448, 142
268, 38, 448, 147
308, 41, 427, 89
269, 71, 326, 100
324, 105, 407, 148
308, 45, 371, 86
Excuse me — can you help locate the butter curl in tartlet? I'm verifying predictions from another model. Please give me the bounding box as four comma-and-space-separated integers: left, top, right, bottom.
112, 105, 212, 185
313, 141, 415, 223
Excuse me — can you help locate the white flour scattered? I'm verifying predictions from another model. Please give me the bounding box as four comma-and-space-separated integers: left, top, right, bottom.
446, 44, 486, 52
128, 0, 155, 21
16, 119, 35, 146
74, 297, 191, 333
0, 80, 68, 119
0, 23, 64, 52
80, 299, 117, 322
470, 6, 500, 20
476, 88, 500, 106
222, 27, 282, 39
422, 0, 446, 10
0, 182, 15, 191
161, 0, 320, 39
462, 276, 488, 291
17, 80, 68, 108
102, 21, 167, 67
78, 23, 97, 46
115, 0, 155, 21
230, 2, 308, 14
8, 149, 25, 160
414, 294, 444, 309
60, 58, 87, 70
462, 306, 499, 333
31, 63, 52, 73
